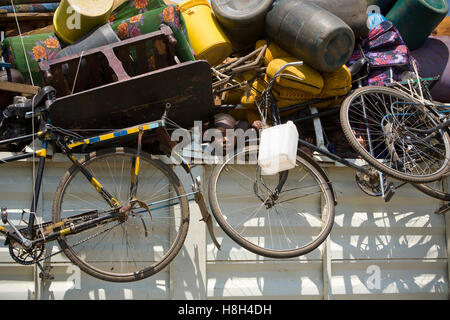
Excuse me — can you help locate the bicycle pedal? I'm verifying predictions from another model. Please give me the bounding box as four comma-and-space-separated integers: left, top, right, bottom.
383, 183, 396, 202
435, 203, 450, 215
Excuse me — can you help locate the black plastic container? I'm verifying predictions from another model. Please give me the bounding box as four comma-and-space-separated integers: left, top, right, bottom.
265, 0, 355, 72
211, 0, 275, 53
306, 0, 369, 41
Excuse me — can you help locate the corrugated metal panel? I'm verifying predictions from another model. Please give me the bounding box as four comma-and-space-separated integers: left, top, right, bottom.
0, 264, 35, 300
327, 167, 448, 299
0, 155, 448, 299
204, 162, 325, 300
42, 263, 170, 300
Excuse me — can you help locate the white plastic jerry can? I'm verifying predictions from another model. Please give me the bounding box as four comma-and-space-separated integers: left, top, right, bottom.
258, 121, 299, 175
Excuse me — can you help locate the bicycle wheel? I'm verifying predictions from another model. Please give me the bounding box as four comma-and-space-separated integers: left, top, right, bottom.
52, 147, 189, 282
208, 145, 335, 258
340, 86, 450, 183
412, 173, 450, 201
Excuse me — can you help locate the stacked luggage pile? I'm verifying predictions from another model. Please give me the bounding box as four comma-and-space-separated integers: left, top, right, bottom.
0, 0, 450, 156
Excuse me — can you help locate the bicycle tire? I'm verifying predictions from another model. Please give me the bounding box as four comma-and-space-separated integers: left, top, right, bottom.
412, 173, 450, 201
208, 145, 335, 259
52, 147, 189, 282
340, 86, 450, 183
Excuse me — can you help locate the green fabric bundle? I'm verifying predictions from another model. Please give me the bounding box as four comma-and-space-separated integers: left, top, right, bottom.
1, 33, 62, 85
110, 0, 167, 23
110, 4, 195, 62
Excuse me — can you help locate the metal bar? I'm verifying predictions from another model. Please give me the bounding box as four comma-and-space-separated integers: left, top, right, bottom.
406, 117, 450, 134
321, 185, 332, 300
297, 138, 373, 176
59, 142, 119, 208
0, 152, 35, 163
0, 132, 39, 146
291, 107, 340, 124
32, 212, 118, 246
130, 128, 144, 200
148, 191, 197, 208
28, 151, 46, 236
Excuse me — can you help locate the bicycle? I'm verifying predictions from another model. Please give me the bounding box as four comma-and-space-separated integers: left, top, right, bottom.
381, 75, 450, 213
207, 59, 450, 259
0, 86, 221, 282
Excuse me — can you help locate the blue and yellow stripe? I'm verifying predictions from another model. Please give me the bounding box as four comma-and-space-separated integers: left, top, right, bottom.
68, 121, 163, 149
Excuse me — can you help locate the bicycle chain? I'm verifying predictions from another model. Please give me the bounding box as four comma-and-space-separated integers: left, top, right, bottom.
36, 221, 122, 263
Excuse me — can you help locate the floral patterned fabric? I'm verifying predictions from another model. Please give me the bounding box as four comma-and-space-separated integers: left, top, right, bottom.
347, 20, 417, 86
109, 0, 166, 24
110, 4, 195, 62
1, 33, 62, 85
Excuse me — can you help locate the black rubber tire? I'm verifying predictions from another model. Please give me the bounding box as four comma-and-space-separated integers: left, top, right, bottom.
412, 174, 450, 201
52, 147, 189, 282
340, 86, 450, 183
208, 145, 335, 259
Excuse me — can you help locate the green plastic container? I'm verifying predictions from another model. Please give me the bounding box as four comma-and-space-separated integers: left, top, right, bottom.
386, 0, 448, 50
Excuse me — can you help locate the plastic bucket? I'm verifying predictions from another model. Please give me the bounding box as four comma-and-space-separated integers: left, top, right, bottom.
180, 0, 232, 66
53, 0, 114, 44
386, 0, 449, 50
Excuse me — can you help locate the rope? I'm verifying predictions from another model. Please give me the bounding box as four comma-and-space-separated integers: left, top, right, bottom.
71, 51, 85, 95
8, 0, 46, 239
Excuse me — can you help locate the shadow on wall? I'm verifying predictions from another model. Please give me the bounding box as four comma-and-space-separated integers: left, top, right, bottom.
331, 208, 447, 296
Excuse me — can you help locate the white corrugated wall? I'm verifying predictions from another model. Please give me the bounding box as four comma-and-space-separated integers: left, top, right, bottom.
0, 153, 448, 299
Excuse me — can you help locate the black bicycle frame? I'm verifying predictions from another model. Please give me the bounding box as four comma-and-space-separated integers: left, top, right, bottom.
270, 101, 374, 177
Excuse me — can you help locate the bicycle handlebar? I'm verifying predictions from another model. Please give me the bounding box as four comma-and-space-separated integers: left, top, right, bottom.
3, 86, 55, 120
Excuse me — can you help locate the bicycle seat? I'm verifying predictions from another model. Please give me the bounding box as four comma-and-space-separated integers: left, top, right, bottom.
3, 86, 55, 118
348, 57, 370, 78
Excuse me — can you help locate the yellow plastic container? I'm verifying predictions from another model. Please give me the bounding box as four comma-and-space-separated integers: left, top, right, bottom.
180, 0, 232, 66
54, 0, 114, 44
267, 57, 324, 95
255, 40, 290, 66
320, 65, 352, 98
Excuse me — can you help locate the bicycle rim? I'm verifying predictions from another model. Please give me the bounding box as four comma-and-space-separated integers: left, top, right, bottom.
52, 148, 189, 282
208, 145, 335, 258
341, 86, 450, 183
